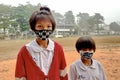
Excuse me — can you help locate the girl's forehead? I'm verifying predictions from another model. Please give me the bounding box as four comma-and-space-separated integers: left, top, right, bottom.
36, 15, 51, 22
36, 18, 52, 24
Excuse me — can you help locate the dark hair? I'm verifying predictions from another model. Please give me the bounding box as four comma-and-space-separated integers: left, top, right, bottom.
75, 36, 96, 52
29, 6, 56, 31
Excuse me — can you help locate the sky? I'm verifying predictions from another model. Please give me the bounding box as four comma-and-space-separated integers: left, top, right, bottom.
0, 0, 120, 24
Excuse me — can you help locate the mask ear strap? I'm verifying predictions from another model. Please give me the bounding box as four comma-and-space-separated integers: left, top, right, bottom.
79, 50, 82, 54
79, 51, 81, 53
91, 50, 94, 53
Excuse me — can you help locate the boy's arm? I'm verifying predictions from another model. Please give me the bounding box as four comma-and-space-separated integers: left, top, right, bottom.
100, 66, 107, 80
98, 62, 107, 80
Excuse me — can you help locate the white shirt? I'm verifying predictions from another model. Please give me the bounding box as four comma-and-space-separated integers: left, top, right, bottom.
26, 38, 54, 75
68, 59, 106, 80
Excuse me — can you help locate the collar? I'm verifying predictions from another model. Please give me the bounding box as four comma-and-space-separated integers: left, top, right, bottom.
89, 59, 96, 69
79, 59, 96, 71
26, 38, 54, 53
46, 38, 54, 51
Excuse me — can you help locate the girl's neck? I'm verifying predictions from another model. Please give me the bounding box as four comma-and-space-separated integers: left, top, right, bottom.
81, 59, 92, 66
36, 38, 48, 48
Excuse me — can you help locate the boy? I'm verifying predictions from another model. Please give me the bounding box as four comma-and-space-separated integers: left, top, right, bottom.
68, 36, 106, 80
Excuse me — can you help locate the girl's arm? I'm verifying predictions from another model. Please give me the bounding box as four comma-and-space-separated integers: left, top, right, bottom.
59, 46, 68, 80
15, 77, 26, 80
15, 47, 26, 79
60, 67, 68, 80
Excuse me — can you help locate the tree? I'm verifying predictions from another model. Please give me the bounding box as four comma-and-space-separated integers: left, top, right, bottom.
52, 11, 64, 24
76, 13, 90, 35
64, 11, 75, 35
87, 16, 95, 30
11, 3, 41, 32
93, 13, 104, 34
64, 11, 75, 24
0, 16, 10, 36
0, 4, 12, 36
109, 22, 120, 32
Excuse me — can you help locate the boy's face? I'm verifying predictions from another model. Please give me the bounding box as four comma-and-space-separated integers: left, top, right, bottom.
79, 49, 94, 60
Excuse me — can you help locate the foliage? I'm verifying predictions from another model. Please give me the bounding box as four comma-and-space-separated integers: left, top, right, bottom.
77, 13, 90, 31
52, 11, 64, 24
0, 3, 41, 39
109, 22, 120, 32
64, 11, 75, 24
0, 3, 119, 39
76, 12, 105, 35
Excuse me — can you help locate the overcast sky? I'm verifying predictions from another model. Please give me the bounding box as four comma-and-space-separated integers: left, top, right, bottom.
0, 0, 120, 24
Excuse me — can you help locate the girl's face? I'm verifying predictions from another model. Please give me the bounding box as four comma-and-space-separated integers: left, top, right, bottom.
34, 19, 53, 40
35, 19, 52, 30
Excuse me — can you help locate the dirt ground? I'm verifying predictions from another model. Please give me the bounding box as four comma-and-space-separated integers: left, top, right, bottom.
0, 36, 120, 80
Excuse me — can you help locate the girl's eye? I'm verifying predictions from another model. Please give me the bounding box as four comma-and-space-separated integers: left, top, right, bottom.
36, 24, 42, 28
38, 25, 42, 27
48, 26, 52, 29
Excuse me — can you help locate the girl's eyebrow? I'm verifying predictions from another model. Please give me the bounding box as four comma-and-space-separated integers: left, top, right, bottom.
36, 24, 42, 26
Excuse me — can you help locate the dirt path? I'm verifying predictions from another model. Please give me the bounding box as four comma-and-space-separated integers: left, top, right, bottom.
0, 49, 120, 80
0, 59, 16, 80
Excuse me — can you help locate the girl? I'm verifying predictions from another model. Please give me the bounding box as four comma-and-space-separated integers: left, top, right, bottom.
15, 6, 68, 80
68, 36, 106, 80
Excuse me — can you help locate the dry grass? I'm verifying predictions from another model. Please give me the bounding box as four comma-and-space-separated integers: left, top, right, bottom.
0, 39, 31, 61
0, 36, 120, 61
0, 35, 120, 80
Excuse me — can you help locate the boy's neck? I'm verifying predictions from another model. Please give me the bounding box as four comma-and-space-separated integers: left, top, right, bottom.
81, 59, 92, 66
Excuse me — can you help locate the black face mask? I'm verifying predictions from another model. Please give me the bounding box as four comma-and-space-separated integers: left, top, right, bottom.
80, 51, 93, 60
34, 30, 52, 40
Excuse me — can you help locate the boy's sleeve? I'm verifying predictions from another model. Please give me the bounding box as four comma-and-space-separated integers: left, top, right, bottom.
68, 64, 77, 80
59, 47, 68, 80
15, 47, 26, 78
98, 62, 107, 80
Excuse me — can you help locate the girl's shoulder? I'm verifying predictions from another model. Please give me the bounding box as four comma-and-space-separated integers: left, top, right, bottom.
17, 45, 30, 57
53, 41, 63, 49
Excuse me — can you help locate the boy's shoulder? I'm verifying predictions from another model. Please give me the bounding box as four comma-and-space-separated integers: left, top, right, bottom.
92, 59, 102, 65
70, 59, 82, 67
92, 59, 103, 68
70, 59, 103, 68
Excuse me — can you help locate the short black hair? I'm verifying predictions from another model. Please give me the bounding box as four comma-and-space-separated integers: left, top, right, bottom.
75, 36, 96, 52
29, 6, 56, 31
